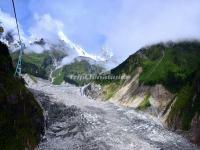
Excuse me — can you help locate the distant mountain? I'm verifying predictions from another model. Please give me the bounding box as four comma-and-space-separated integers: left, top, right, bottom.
9, 36, 109, 85
52, 57, 104, 86
57, 31, 106, 62
12, 49, 67, 79
90, 41, 200, 145
1, 21, 115, 85
1, 29, 107, 63
11, 42, 107, 85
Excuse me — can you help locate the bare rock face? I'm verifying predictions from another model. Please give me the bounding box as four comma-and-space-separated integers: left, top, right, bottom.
104, 68, 174, 117
190, 113, 200, 144
84, 68, 175, 116
83, 83, 102, 100
149, 84, 174, 116
108, 67, 143, 107
83, 66, 200, 146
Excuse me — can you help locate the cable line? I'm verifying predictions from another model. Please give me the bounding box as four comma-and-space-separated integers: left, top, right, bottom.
11, 0, 24, 77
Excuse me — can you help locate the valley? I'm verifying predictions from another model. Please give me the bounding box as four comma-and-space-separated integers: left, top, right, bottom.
26, 76, 199, 150
12, 41, 200, 147
1, 1, 200, 149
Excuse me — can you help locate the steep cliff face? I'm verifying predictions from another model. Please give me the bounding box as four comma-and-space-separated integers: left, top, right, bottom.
89, 41, 200, 145
0, 42, 44, 149
166, 70, 200, 144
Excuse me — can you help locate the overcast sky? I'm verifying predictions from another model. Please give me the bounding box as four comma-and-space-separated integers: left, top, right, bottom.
0, 0, 200, 63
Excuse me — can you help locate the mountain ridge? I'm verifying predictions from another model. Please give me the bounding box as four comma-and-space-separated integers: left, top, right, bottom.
85, 41, 200, 145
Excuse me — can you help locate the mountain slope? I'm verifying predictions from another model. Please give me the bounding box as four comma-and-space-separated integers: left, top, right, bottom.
0, 42, 44, 149
52, 57, 104, 86
8, 33, 110, 85
92, 41, 200, 145
11, 49, 67, 79
1, 27, 114, 85
12, 50, 105, 86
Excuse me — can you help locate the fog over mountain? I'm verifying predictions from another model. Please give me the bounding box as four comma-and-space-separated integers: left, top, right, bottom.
1, 1, 200, 149
0, 10, 115, 68
1, 0, 200, 65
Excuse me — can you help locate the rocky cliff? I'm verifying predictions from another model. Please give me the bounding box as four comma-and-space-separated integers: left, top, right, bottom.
0, 42, 44, 149
85, 41, 200, 145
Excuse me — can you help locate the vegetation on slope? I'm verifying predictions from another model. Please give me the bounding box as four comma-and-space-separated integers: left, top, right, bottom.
12, 49, 104, 86
101, 82, 120, 100
110, 41, 200, 132
52, 68, 65, 85
52, 60, 104, 86
138, 94, 151, 110
0, 42, 44, 149
12, 50, 66, 79
167, 71, 200, 130
139, 43, 200, 92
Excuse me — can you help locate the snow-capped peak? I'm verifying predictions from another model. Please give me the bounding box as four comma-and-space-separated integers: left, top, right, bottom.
58, 31, 86, 56
58, 31, 105, 62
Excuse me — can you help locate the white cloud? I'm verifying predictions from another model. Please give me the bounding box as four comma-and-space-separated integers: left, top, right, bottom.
104, 0, 200, 61
0, 9, 16, 31
0, 9, 25, 42
28, 14, 64, 43
25, 0, 200, 64
2, 0, 200, 67
25, 44, 44, 53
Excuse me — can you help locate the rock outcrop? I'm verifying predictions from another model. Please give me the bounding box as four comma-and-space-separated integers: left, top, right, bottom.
190, 114, 200, 144
83, 83, 102, 100
85, 41, 200, 145
0, 42, 44, 149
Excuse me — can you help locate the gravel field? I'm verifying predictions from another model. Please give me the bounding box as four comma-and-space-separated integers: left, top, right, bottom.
26, 78, 199, 150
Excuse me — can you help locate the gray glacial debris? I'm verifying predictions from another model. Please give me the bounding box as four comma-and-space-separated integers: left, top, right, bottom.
82, 83, 102, 99
26, 77, 199, 150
